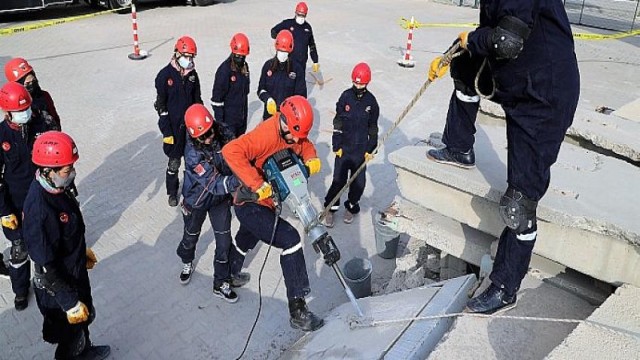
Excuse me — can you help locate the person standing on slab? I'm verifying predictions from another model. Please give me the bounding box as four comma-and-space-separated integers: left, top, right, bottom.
427, 0, 579, 314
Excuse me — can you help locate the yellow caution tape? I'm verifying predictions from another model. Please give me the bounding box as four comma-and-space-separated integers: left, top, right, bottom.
0, 7, 128, 37
398, 17, 640, 40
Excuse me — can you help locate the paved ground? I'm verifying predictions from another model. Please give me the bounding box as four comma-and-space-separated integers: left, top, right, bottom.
0, 0, 639, 359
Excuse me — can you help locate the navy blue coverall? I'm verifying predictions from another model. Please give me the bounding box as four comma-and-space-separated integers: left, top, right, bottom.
257, 59, 306, 120
441, 0, 580, 295
324, 87, 379, 215
270, 19, 319, 71
0, 114, 54, 301
210, 56, 250, 138
177, 130, 242, 287
154, 63, 203, 198
23, 180, 94, 359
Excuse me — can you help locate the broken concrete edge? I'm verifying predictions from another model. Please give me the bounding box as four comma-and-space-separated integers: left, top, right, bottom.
388, 150, 640, 247
382, 274, 477, 360
546, 284, 640, 359
382, 196, 611, 305
480, 100, 640, 163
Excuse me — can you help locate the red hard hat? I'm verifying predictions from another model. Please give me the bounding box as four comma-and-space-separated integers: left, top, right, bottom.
32, 131, 79, 167
0, 82, 32, 112
275, 30, 294, 53
295, 2, 308, 16
175, 36, 197, 56
230, 33, 250, 56
184, 104, 215, 138
4, 57, 34, 82
351, 62, 371, 85
280, 95, 313, 139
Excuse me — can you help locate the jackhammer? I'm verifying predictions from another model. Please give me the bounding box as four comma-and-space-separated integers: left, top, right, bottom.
262, 149, 364, 317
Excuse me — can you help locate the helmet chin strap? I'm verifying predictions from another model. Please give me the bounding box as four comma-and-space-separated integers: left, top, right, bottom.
279, 115, 295, 144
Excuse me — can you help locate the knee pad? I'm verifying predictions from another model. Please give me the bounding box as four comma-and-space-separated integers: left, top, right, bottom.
10, 239, 28, 266
167, 158, 181, 174
499, 187, 537, 234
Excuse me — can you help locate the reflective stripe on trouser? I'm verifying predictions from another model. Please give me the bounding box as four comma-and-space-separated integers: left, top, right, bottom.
489, 226, 537, 295
233, 202, 310, 299
441, 90, 479, 153
177, 201, 234, 286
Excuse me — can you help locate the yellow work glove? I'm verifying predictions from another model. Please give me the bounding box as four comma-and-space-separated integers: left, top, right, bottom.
66, 301, 90, 324
364, 152, 375, 161
305, 158, 321, 175
256, 182, 273, 201
312, 63, 320, 72
162, 136, 174, 145
1, 214, 18, 230
458, 31, 469, 49
334, 149, 343, 158
266, 98, 277, 115
86, 248, 98, 270
428, 56, 449, 82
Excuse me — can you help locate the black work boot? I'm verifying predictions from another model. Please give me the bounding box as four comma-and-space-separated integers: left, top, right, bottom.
76, 345, 111, 360
466, 284, 517, 314
168, 195, 179, 207
230, 272, 251, 288
288, 298, 324, 332
427, 147, 475, 169
14, 293, 28, 311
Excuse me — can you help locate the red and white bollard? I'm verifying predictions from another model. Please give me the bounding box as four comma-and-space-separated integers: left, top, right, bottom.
128, 2, 148, 60
398, 16, 416, 68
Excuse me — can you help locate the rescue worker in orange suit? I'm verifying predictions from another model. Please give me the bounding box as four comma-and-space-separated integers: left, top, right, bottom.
257, 30, 307, 120
0, 82, 59, 310
23, 131, 110, 360
323, 62, 379, 227
211, 33, 251, 138
177, 104, 251, 302
222, 95, 324, 332
154, 36, 203, 207
427, 0, 580, 314
4, 57, 61, 130
270, 2, 319, 73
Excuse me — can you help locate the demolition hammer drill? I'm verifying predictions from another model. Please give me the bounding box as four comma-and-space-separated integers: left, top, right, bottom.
262, 149, 364, 317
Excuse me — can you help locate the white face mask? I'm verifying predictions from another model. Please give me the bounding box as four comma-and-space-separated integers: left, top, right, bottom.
51, 169, 76, 189
177, 56, 194, 69
295, 15, 305, 25
11, 108, 32, 124
276, 51, 289, 63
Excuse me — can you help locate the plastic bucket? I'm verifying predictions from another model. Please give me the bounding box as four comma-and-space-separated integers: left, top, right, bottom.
373, 212, 401, 259
343, 257, 372, 299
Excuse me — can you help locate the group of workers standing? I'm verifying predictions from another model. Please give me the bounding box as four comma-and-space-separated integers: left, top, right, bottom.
0, 0, 580, 358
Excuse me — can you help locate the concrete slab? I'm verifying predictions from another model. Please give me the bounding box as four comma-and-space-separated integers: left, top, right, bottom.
388, 124, 640, 286
613, 97, 640, 123
546, 284, 640, 360
480, 100, 640, 163
282, 275, 475, 360
382, 196, 495, 268
428, 275, 596, 360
